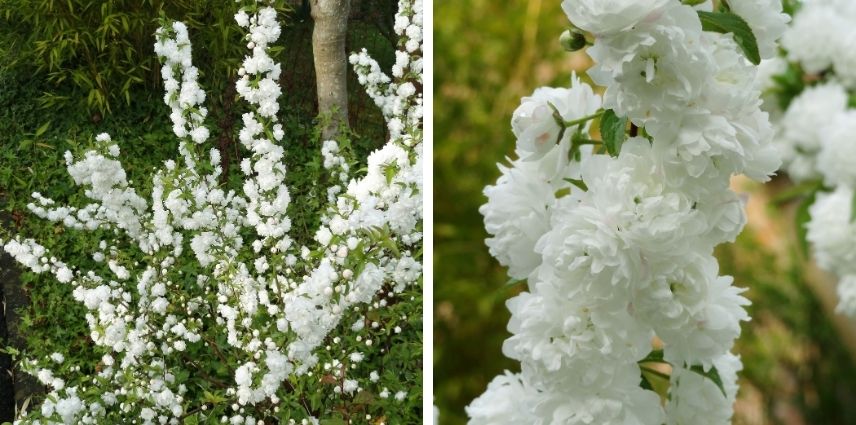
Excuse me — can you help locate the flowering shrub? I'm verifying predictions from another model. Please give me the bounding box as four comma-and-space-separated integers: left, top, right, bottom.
0, 0, 422, 423
470, 0, 786, 423
759, 0, 856, 316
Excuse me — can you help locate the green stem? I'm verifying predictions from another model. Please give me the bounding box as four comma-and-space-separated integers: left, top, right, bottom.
564, 110, 604, 128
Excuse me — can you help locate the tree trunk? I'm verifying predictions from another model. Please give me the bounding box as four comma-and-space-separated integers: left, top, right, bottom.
310, 0, 351, 140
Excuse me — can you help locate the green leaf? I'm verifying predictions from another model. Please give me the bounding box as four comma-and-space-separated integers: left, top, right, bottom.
697, 11, 761, 65
639, 373, 654, 391
383, 158, 402, 188
320, 419, 347, 425
600, 109, 627, 157
183, 414, 199, 425
203, 390, 227, 405
782, 0, 801, 16
564, 178, 588, 192
638, 349, 665, 364
689, 364, 727, 398
34, 121, 51, 137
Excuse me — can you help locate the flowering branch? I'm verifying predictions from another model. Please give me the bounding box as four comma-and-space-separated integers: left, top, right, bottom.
471, 0, 788, 423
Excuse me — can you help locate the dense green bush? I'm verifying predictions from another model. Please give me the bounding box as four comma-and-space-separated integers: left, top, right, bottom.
0, 0, 290, 115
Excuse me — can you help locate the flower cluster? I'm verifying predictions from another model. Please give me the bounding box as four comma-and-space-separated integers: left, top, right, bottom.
154, 21, 210, 145
349, 0, 423, 147
780, 0, 856, 87
759, 1, 856, 316
1, 0, 422, 423
471, 1, 786, 423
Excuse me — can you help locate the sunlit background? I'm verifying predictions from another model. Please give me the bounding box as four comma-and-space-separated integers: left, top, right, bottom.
433, 1, 856, 424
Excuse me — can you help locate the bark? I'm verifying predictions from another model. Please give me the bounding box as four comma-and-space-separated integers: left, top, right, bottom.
310, 0, 351, 140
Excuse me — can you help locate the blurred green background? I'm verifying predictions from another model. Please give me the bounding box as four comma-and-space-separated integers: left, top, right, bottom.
433, 1, 856, 424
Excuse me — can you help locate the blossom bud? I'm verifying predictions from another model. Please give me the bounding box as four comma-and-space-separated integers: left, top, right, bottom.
559, 29, 587, 52
511, 98, 561, 160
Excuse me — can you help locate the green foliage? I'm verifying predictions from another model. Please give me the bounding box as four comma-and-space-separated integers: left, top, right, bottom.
781, 0, 802, 16
770, 61, 806, 110
599, 109, 627, 157
0, 0, 291, 116
0, 68, 181, 420
698, 10, 761, 65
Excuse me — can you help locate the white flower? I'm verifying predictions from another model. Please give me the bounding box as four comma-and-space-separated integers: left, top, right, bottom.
466, 372, 537, 425
510, 95, 561, 159
561, 0, 671, 36
666, 352, 742, 425
56, 266, 73, 283
502, 284, 652, 374
777, 83, 847, 182
817, 111, 856, 188
342, 379, 358, 394
55, 395, 84, 423
537, 139, 711, 292
781, 2, 846, 74
190, 126, 209, 144
37, 368, 54, 385
637, 254, 750, 368
234, 11, 250, 27
511, 76, 601, 160
832, 28, 856, 89
807, 186, 856, 276
587, 3, 712, 126
836, 275, 856, 316
480, 145, 580, 280
141, 407, 156, 421
701, 33, 762, 115
728, 0, 790, 60
530, 378, 665, 425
